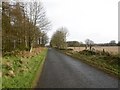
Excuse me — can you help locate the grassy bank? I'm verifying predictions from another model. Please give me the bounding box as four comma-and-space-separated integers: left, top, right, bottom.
60, 49, 120, 78
2, 48, 47, 88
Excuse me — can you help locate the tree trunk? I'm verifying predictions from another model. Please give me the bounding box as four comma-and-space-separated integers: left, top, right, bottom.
24, 36, 28, 48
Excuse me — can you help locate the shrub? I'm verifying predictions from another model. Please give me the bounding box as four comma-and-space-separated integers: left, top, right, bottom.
67, 48, 73, 50
79, 50, 96, 55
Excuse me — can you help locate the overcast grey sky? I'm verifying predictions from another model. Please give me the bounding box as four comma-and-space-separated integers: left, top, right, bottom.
41, 0, 119, 44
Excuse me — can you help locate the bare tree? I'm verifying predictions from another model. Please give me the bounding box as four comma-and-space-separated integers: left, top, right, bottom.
2, 1, 50, 53
85, 39, 94, 50
109, 40, 116, 46
25, 1, 50, 52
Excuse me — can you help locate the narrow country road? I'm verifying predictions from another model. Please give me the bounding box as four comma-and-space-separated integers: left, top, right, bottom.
36, 48, 119, 88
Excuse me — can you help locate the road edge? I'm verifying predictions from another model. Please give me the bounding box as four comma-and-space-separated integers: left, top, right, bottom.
57, 49, 120, 79
31, 48, 48, 89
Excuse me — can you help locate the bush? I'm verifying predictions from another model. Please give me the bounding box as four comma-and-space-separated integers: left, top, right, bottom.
79, 50, 96, 55
67, 48, 73, 50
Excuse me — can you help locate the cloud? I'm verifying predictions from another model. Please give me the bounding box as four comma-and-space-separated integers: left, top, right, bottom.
43, 0, 118, 43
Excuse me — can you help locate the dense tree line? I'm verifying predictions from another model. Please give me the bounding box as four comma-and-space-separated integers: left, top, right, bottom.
67, 41, 84, 47
118, 41, 120, 46
94, 40, 119, 46
0, 2, 2, 51
67, 39, 119, 51
2, 1, 49, 53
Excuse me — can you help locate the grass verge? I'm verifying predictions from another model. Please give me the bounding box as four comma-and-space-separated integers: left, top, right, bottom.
31, 52, 47, 88
2, 48, 48, 88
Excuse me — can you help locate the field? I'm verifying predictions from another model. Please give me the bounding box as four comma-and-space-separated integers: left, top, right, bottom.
68, 46, 119, 55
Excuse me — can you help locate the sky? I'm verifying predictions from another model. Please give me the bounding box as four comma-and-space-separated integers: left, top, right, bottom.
8, 0, 119, 43
40, 0, 119, 44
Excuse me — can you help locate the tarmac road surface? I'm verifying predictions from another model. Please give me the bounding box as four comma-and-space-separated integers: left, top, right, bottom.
36, 48, 119, 88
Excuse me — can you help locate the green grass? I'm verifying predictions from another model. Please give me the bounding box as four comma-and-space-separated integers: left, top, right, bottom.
2, 48, 48, 88
60, 49, 120, 78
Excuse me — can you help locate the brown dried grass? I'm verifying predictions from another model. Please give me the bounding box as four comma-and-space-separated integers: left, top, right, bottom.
68, 46, 119, 55
16, 47, 44, 58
